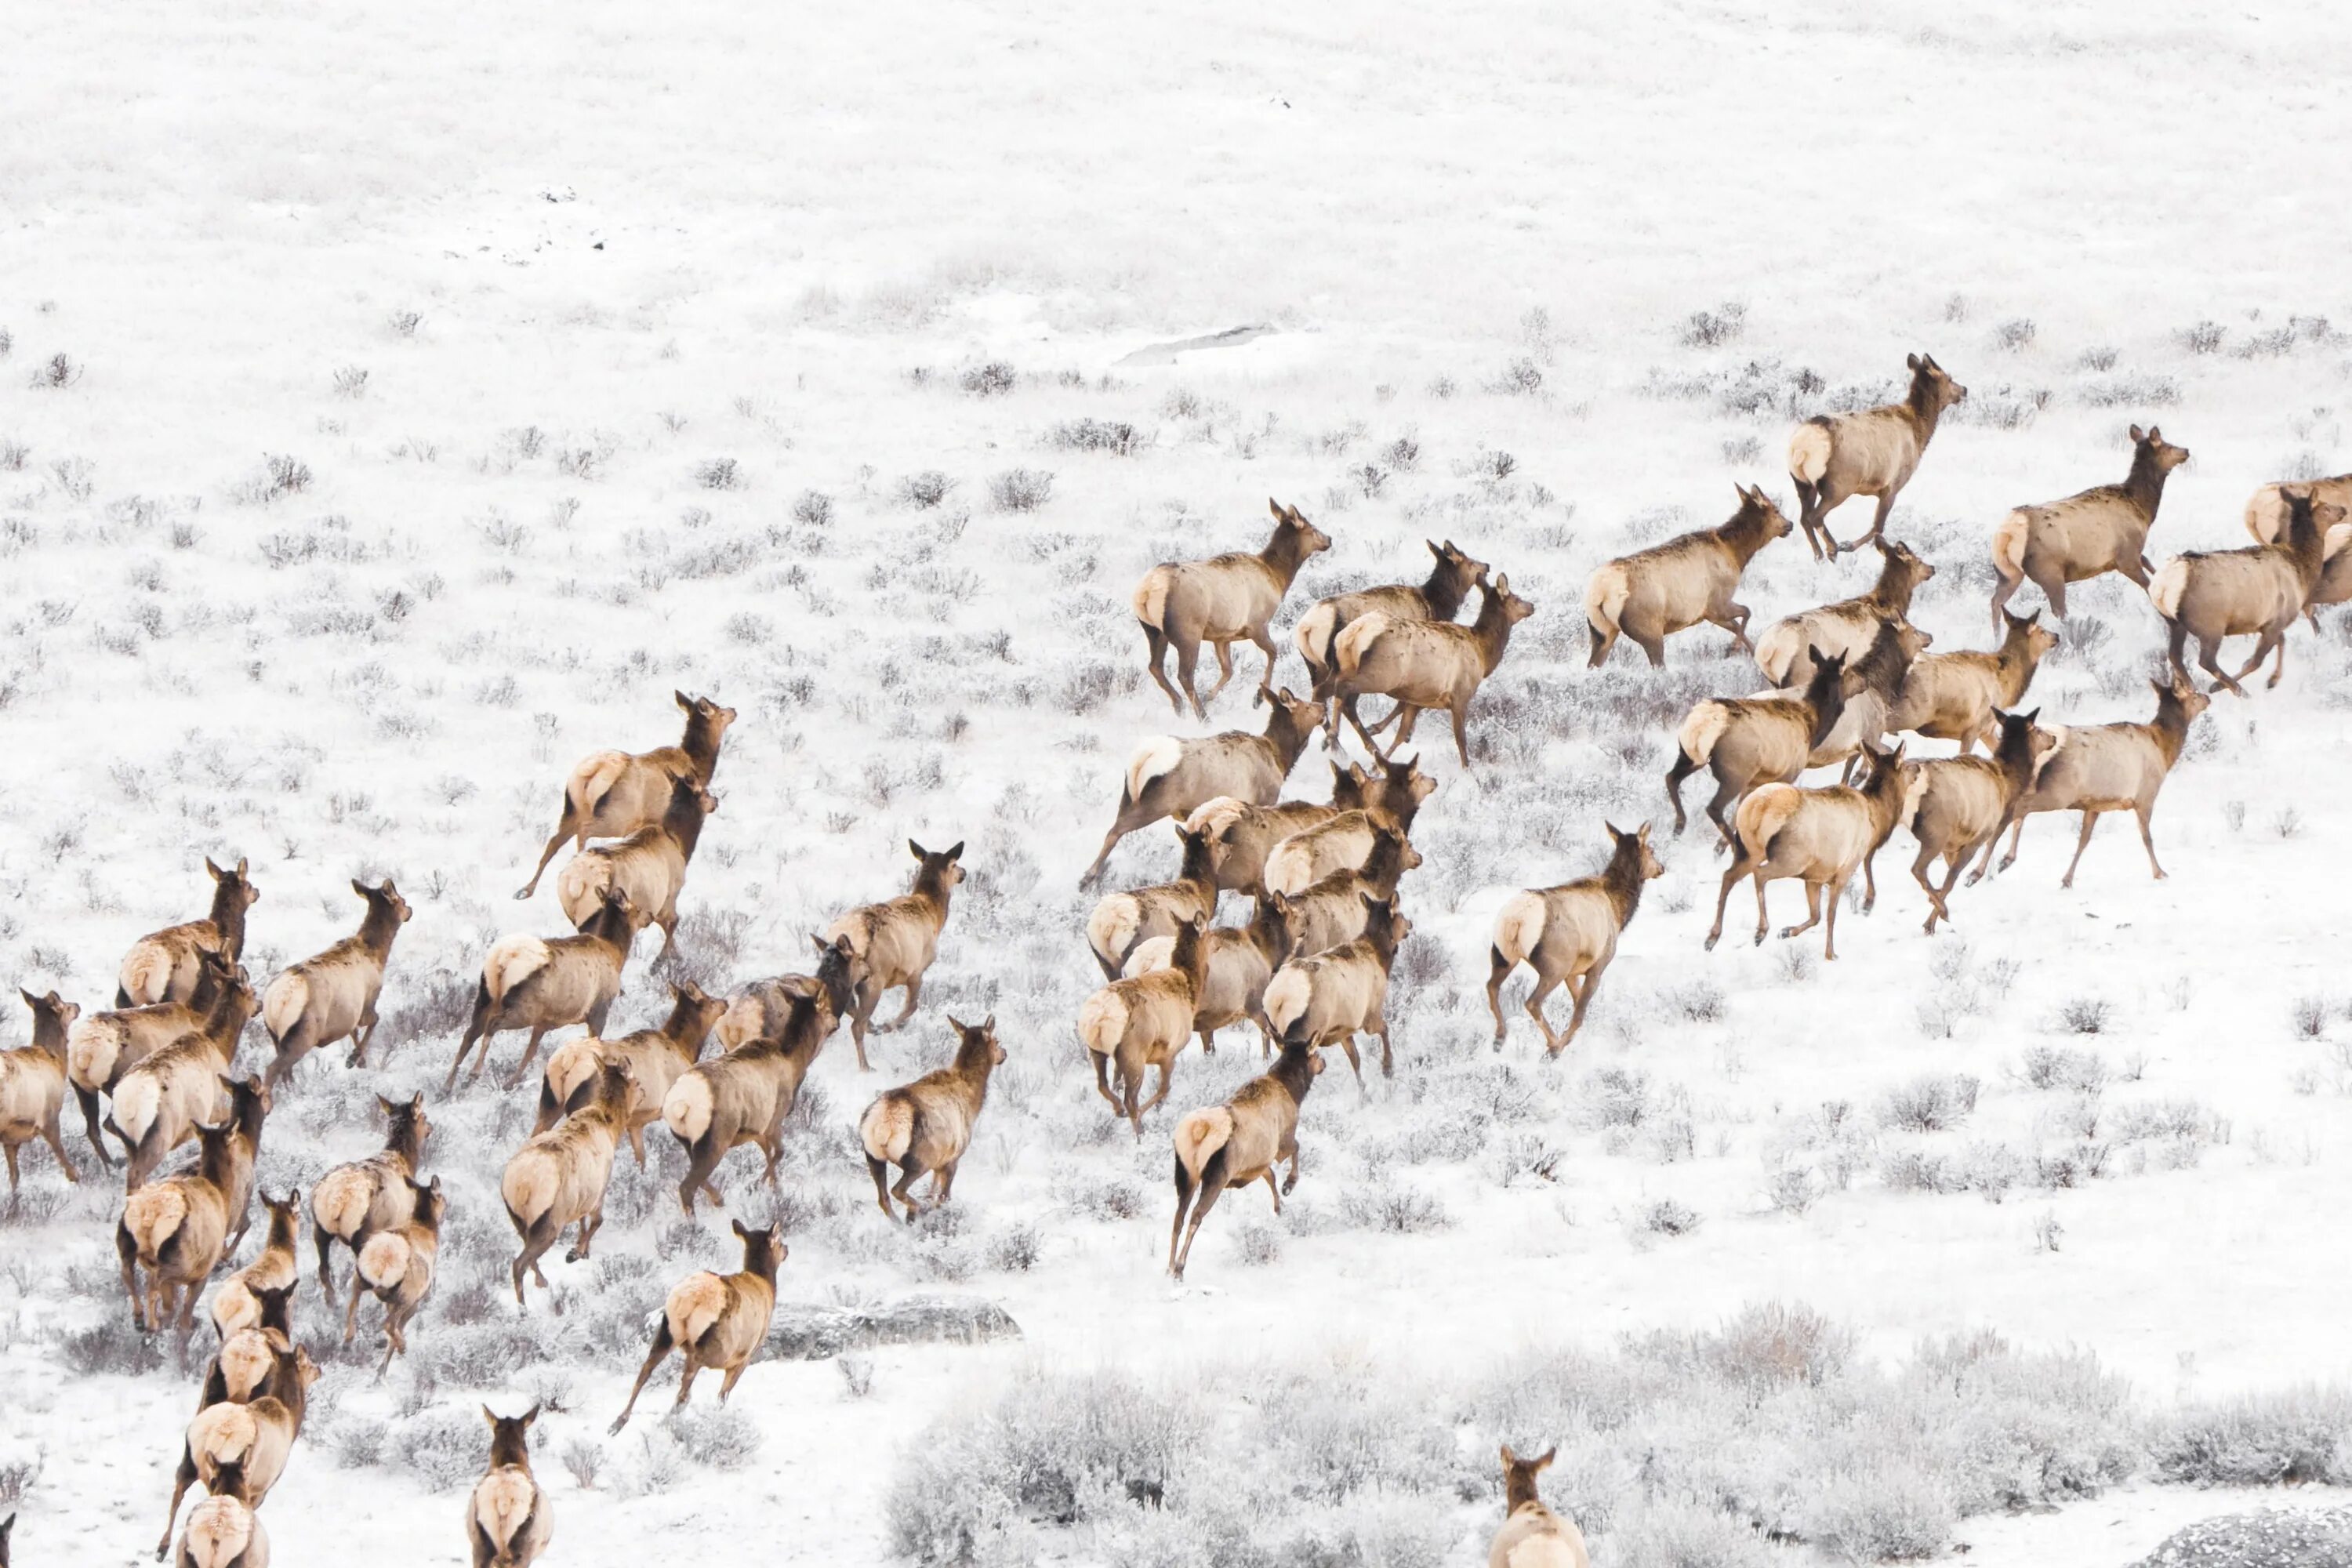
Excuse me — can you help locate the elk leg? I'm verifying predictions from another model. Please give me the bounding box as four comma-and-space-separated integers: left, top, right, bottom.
1559, 959, 1609, 1052
1664, 753, 1699, 834
934, 1158, 960, 1205
1793, 481, 1825, 561
1701, 775, 1740, 852
314, 1224, 340, 1304
2134, 800, 2166, 880
1988, 568, 2021, 635
2194, 633, 2246, 698
2030, 566, 2067, 622
40, 1113, 76, 1182
1371, 1015, 1394, 1078
864, 1156, 896, 1221
1447, 699, 1472, 768
889, 1157, 927, 1221
1201, 639, 1237, 703
348, 1005, 380, 1068
1522, 972, 1563, 1053
1140, 1059, 1174, 1116
1822, 873, 1849, 961
1334, 1037, 1365, 1092
1140, 625, 1185, 714
1171, 1167, 1227, 1281
1585, 617, 1618, 668
1994, 808, 2029, 874
566, 1207, 604, 1264
1119, 1054, 1145, 1140
499, 1027, 549, 1091
1167, 1156, 1196, 1274
2262, 629, 2289, 689
1632, 629, 1668, 668
1911, 844, 1948, 933
1250, 626, 1282, 702
158, 1446, 201, 1559
1174, 636, 1208, 721
1861, 838, 1885, 913
1341, 694, 1389, 760
1846, 491, 1896, 555
343, 1276, 367, 1345
610, 1318, 676, 1434
74, 1087, 116, 1170
717, 1362, 752, 1403
1080, 803, 1149, 890
1780, 878, 1823, 942
516, 808, 581, 900
2057, 809, 2102, 888
677, 1138, 725, 1216
1091, 1049, 1120, 1110
1, 1145, 14, 1201
116, 1222, 145, 1330
1485, 947, 1517, 1046
1705, 846, 1756, 950
448, 996, 494, 1094
877, 975, 921, 1035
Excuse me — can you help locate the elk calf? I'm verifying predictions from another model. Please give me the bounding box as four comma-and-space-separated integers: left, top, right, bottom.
445, 886, 634, 1092
1272, 825, 1422, 956
516, 690, 735, 899
1123, 895, 1289, 1057
1298, 538, 1489, 728
175, 1496, 268, 1568
1167, 1036, 1324, 1279
1134, 499, 1332, 717
535, 980, 728, 1163
859, 1016, 1005, 1221
1788, 352, 1967, 557
347, 1174, 445, 1376
1586, 485, 1792, 666
2, 989, 78, 1200
1708, 745, 1909, 959
1991, 424, 2188, 626
1487, 1444, 1590, 1568
1085, 826, 1218, 980
310, 1093, 431, 1304
117, 858, 260, 1009
209, 1189, 300, 1340
827, 840, 964, 1070
1889, 610, 2059, 754
1325, 574, 1537, 765
502, 1060, 632, 1304
610, 1221, 784, 1433
112, 967, 256, 1190
158, 1342, 318, 1557
1264, 895, 1411, 1086
2154, 486, 2343, 694
1900, 710, 2049, 932
1081, 689, 1324, 887
1664, 653, 1848, 848
67, 949, 237, 1171
118, 1080, 268, 1352
467, 1406, 550, 1568
1262, 753, 1437, 895
554, 773, 717, 959
1080, 917, 1210, 1137
1487, 824, 1663, 1054
260, 878, 412, 1088
1755, 539, 1935, 688
1985, 674, 2211, 886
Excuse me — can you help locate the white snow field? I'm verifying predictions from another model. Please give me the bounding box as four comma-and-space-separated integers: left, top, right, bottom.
4, 1, 2352, 1563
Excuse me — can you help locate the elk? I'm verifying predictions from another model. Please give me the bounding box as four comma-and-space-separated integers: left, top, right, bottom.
1295, 537, 1490, 730
515, 690, 736, 900
1664, 652, 1848, 849
1585, 485, 1793, 666
113, 971, 259, 1191
554, 773, 717, 959
467, 1406, 550, 1568
858, 1015, 1006, 1221
209, 1189, 299, 1339
535, 980, 728, 1165
344, 1173, 445, 1376
259, 878, 412, 1089
1487, 1444, 1590, 1568
2247, 474, 2352, 543
2, 989, 78, 1200
1080, 916, 1210, 1138
1263, 895, 1412, 1087
611, 1221, 785, 1434
1084, 826, 1218, 980
445, 885, 635, 1093
174, 1496, 268, 1568
1981, 674, 2211, 887
1787, 352, 1968, 557
1184, 793, 1343, 896
1272, 825, 1422, 956
1166, 1036, 1324, 1281
2154, 486, 2343, 695
663, 936, 860, 1214
1889, 610, 2060, 754
67, 948, 238, 1171
826, 840, 964, 1071
116, 858, 260, 1009
117, 1079, 269, 1351
1134, 499, 1332, 718
1754, 539, 1935, 688
158, 1342, 318, 1559
1707, 744, 1910, 960
1323, 574, 1537, 765
1899, 710, 2049, 933
1123, 894, 1289, 1057
1989, 424, 2188, 628
1804, 619, 1930, 776
1262, 753, 1437, 895
1080, 688, 1325, 887
310, 1093, 431, 1305
502, 1059, 631, 1304
2246, 488, 2352, 628
1486, 823, 1664, 1054
203, 1281, 296, 1406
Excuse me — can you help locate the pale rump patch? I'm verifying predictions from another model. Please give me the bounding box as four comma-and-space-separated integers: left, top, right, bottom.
1132, 567, 1174, 630
1184, 797, 1250, 841
666, 1271, 728, 1345
554, 854, 615, 927
216, 1331, 276, 1400
310, 1168, 375, 1240
1991, 510, 2031, 576
2327, 521, 2352, 561
1076, 989, 1130, 1055
1505, 1533, 1585, 1568
1124, 735, 1185, 801
662, 1072, 714, 1144
2148, 558, 2189, 619
118, 944, 176, 1007
1294, 600, 1340, 666
260, 971, 307, 1043
499, 1150, 561, 1226
1330, 610, 1393, 677
1491, 891, 1549, 967
1737, 782, 1805, 861
540, 1040, 601, 1111
1752, 620, 1803, 684
1172, 1105, 1232, 1177
1676, 701, 1732, 765
471, 1468, 540, 1554
1900, 769, 1932, 833
1788, 421, 1833, 484
1085, 895, 1142, 966
1582, 562, 1631, 633
484, 936, 554, 1004
182, 1496, 258, 1567
1262, 968, 1311, 1036
124, 1180, 191, 1257
110, 1069, 165, 1143
568, 750, 633, 816
859, 1096, 916, 1165
193, 1402, 258, 1466
1121, 935, 1174, 977
66, 1016, 122, 1091
358, 1231, 413, 1290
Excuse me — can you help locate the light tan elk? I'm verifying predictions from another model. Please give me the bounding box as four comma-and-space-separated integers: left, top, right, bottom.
2246, 484, 2352, 628
1185, 793, 1341, 897
554, 773, 717, 959
1755, 539, 1935, 688
1123, 895, 1288, 1057
67, 948, 237, 1171
1085, 826, 1218, 981
344, 1173, 445, 1377
1080, 916, 1210, 1138
1273, 825, 1422, 956
859, 1015, 1005, 1221
209, 1188, 300, 1339
117, 858, 260, 1009
1264, 895, 1412, 1087
117, 1079, 269, 1350
611, 1221, 785, 1434
1325, 574, 1537, 765
1664, 653, 1849, 848
1900, 710, 2049, 933
2153, 485, 2342, 695
203, 1280, 295, 1406
1263, 753, 1438, 895
158, 1342, 318, 1558
1166, 1035, 1324, 1281
1804, 619, 1930, 777
515, 690, 736, 900
2, 989, 78, 1200
1080, 688, 1325, 887
535, 980, 728, 1164
1487, 1444, 1591, 1568
160, 1314, 298, 1563
467, 1406, 550, 1568
310, 1092, 430, 1304
826, 840, 964, 1071
1788, 352, 1968, 558
445, 885, 634, 1093
114, 970, 258, 1190
259, 878, 412, 1089
1296, 538, 1490, 730
1486, 823, 1664, 1054
175, 1497, 267, 1568
1889, 610, 2060, 755
663, 937, 861, 1214
1134, 499, 1332, 718
1989, 424, 2188, 628
1585, 485, 1794, 666
1983, 673, 2211, 887
502, 1059, 631, 1305
1708, 744, 1910, 960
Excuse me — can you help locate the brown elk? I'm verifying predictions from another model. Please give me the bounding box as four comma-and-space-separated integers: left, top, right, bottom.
259, 878, 412, 1089
1085, 826, 1218, 981
1899, 710, 2050, 933
1080, 916, 1210, 1138
515, 690, 736, 899
467, 1405, 550, 1568
1664, 653, 1849, 848
858, 1015, 1006, 1221
209, 1189, 299, 1339
611, 1221, 785, 1434
1788, 352, 1967, 558
1263, 895, 1412, 1087
1184, 795, 1339, 896
502, 1059, 631, 1305
117, 1079, 269, 1352
1804, 619, 1930, 777
2246, 486, 2352, 629
2154, 486, 2343, 694
310, 1093, 431, 1304
1262, 753, 1438, 895
1272, 825, 1422, 956
1080, 688, 1325, 887
1486, 1444, 1590, 1568
1323, 574, 1537, 765
1989, 425, 2188, 628
161, 1308, 299, 1563
113, 971, 258, 1191
1889, 610, 2060, 754
1755, 539, 1935, 688
662, 937, 861, 1214
1980, 673, 2211, 887
1166, 1036, 1324, 1280
1585, 485, 1793, 666
445, 885, 635, 1093
1707, 745, 1910, 959
535, 980, 728, 1164
2, 989, 78, 1200
1297, 538, 1490, 731
1123, 894, 1289, 1057
67, 948, 238, 1171
174, 1497, 267, 1568
1134, 499, 1332, 718
1486, 823, 1664, 1054
344, 1173, 445, 1377
158, 1341, 318, 1558
554, 773, 717, 959
117, 858, 259, 1009
826, 840, 964, 1071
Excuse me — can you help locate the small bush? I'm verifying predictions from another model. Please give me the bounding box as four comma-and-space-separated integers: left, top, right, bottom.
31, 352, 78, 389
1345, 1179, 1451, 1235
959, 361, 1017, 396
2177, 320, 2227, 354
1047, 419, 1142, 456
2292, 996, 2332, 1039
60, 1319, 165, 1377
2058, 997, 2113, 1035
387, 1406, 489, 1490
989, 468, 1054, 512
985, 1222, 1042, 1273
1232, 1221, 1283, 1268
1767, 1164, 1820, 1217
792, 488, 833, 526
1680, 303, 1747, 347
561, 1438, 603, 1490
694, 456, 741, 490
1806, 1466, 1957, 1562
662, 1406, 762, 1469
1877, 1073, 1980, 1133
1066, 1171, 1148, 1222
2151, 1386, 2352, 1486
898, 470, 956, 510
1638, 1198, 1703, 1237
839, 1355, 876, 1399
1490, 357, 1544, 394
387, 309, 423, 338
1991, 318, 2037, 352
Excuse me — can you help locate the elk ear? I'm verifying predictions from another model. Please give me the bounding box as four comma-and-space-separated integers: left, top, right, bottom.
482, 1405, 499, 1428
235, 858, 249, 877
732, 1218, 750, 1240
2146, 426, 2161, 443
1906, 352, 1922, 371
2129, 424, 2144, 444
1426, 538, 1443, 557
1269, 497, 1286, 521
205, 858, 225, 880
522, 1403, 541, 1427
1532, 1446, 1556, 1470
352, 878, 369, 898
946, 1014, 967, 1034
944, 841, 964, 861
982, 1012, 996, 1032
675, 690, 694, 711
18, 987, 37, 1007
1637, 821, 1653, 843
1500, 1443, 1518, 1467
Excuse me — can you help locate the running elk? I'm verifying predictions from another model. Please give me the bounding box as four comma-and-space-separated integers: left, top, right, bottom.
259, 878, 411, 1089
1487, 1445, 1590, 1568
1081, 689, 1324, 887
502, 1059, 631, 1304
1080, 916, 1210, 1138
553, 773, 717, 959
67, 949, 237, 1171
344, 1173, 445, 1376
202, 1281, 294, 1406
1123, 895, 1289, 1057
2, 989, 78, 1200
1296, 538, 1489, 729
826, 840, 964, 1071
1664, 652, 1849, 848
1183, 788, 1347, 896
2247, 484, 2352, 627
1486, 823, 1664, 1054
117, 1078, 268, 1351
1166, 1036, 1324, 1280
1787, 352, 1967, 558
1262, 753, 1437, 895
113, 970, 258, 1190
174, 1497, 267, 1568
515, 690, 736, 900
1085, 826, 1218, 980
161, 1322, 294, 1562
1323, 573, 1537, 765
117, 858, 259, 1009
1708, 744, 1910, 959
1272, 825, 1422, 956
1900, 710, 2049, 932
1264, 895, 1412, 1086
611, 1221, 785, 1433
466, 1406, 550, 1568
1989, 424, 2187, 628
158, 1342, 318, 1557
1754, 539, 1934, 688
1585, 485, 1793, 666
1805, 619, 1930, 776
1134, 499, 1332, 718
310, 1093, 431, 1305
535, 980, 728, 1163
209, 1189, 299, 1339
1984, 673, 2210, 886
1889, 610, 2059, 754
858, 1015, 1005, 1221
2154, 485, 2342, 694
445, 885, 634, 1093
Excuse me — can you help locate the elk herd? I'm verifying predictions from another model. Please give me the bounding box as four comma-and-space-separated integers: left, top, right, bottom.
2, 352, 2347, 1565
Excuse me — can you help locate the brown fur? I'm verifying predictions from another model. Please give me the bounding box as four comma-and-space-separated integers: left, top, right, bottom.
1754, 539, 1936, 688
1889, 611, 2060, 754
1805, 619, 1932, 774
1298, 538, 1489, 733
112, 971, 258, 1191
1084, 826, 1219, 980
209, 1189, 300, 1339
826, 840, 964, 1070
2154, 487, 2341, 695
1262, 896, 1412, 1087
116, 858, 259, 1010
1487, 825, 1664, 1053
1488, 1445, 1590, 1568
1261, 754, 1437, 895
176, 1494, 268, 1568
67, 948, 237, 1171
1080, 690, 1324, 887
468, 1406, 550, 1568
1167, 1038, 1324, 1279
534, 981, 728, 1166
1079, 918, 1210, 1138
1708, 746, 1909, 959
1123, 895, 1290, 1058
158, 1343, 317, 1557
1, 989, 78, 1200
1664, 653, 1849, 848
260, 879, 411, 1089
2246, 475, 2352, 626
858, 1017, 1006, 1221
1990, 425, 2187, 627
1134, 499, 1333, 718
346, 1174, 446, 1375
611, 1222, 785, 1432
1986, 675, 2211, 887
1272, 826, 1423, 957
310, 1093, 430, 1304
1325, 574, 1537, 766
1900, 710, 2053, 932
117, 1080, 268, 1358
445, 887, 635, 1092
1184, 793, 1343, 896
514, 691, 735, 898
1586, 485, 1792, 667
501, 1061, 631, 1305
1787, 352, 1966, 557
552, 773, 717, 959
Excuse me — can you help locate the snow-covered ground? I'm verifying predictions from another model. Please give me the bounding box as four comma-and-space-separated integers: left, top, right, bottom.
4, 2, 2351, 1563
